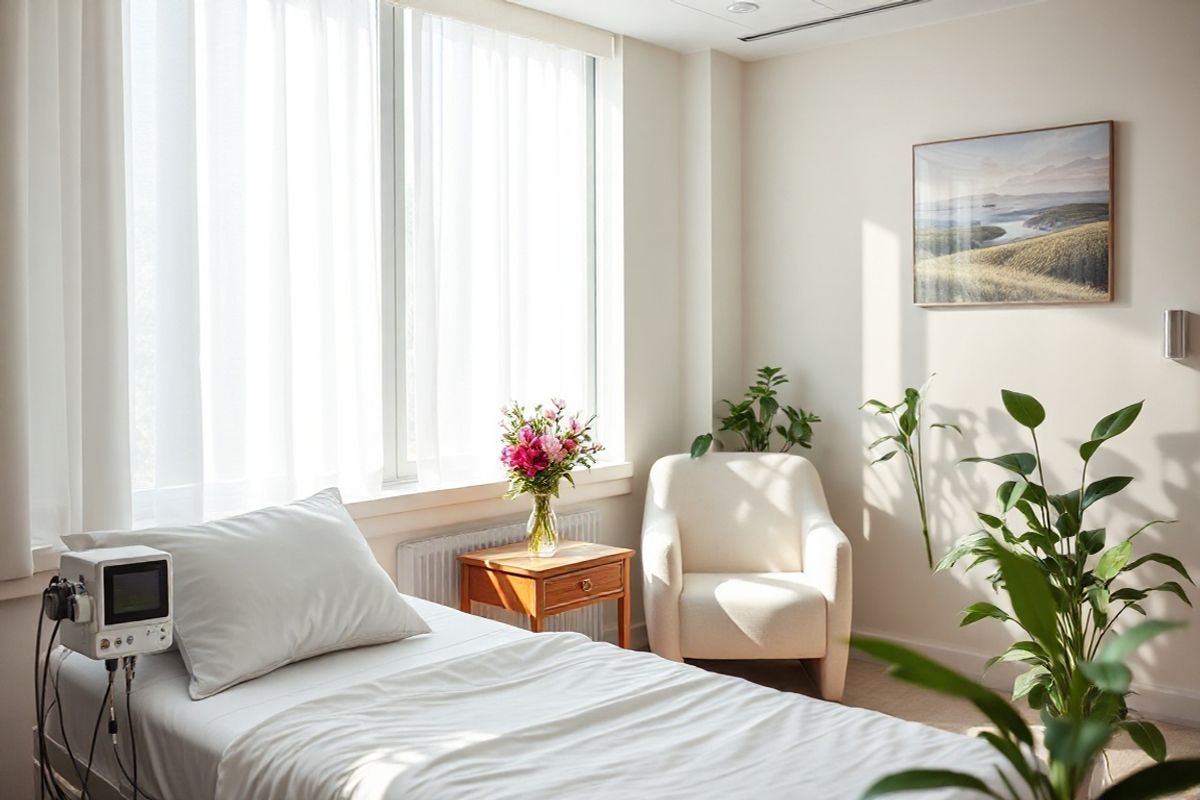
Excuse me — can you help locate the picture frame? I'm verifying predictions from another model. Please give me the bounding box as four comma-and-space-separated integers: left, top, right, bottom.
912, 120, 1114, 307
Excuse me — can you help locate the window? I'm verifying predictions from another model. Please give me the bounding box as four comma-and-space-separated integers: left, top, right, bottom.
381, 8, 600, 487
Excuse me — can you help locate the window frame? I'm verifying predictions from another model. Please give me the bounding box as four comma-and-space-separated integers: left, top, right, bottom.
379, 7, 601, 486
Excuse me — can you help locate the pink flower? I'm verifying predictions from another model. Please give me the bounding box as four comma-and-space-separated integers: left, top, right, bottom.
540, 434, 566, 463
543, 408, 558, 421
563, 438, 577, 452
552, 397, 567, 410
519, 425, 537, 445
568, 417, 582, 435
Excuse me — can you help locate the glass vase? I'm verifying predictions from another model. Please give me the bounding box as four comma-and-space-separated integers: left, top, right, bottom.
526, 493, 559, 557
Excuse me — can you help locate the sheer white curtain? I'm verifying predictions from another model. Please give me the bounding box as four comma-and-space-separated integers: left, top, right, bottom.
126, 0, 383, 526
0, 0, 130, 579
408, 11, 591, 486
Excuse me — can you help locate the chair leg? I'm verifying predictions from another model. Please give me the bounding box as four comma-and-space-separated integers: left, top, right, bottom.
802, 652, 847, 702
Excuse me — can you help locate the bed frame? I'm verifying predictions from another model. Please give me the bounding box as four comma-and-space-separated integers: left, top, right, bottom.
32, 728, 128, 800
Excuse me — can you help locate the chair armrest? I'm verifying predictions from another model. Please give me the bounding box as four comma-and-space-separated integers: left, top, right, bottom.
803, 519, 852, 700
641, 501, 684, 661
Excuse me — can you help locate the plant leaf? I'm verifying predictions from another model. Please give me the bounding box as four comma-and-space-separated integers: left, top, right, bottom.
960, 602, 1012, 627
1096, 620, 1185, 664
1082, 476, 1134, 512
1096, 759, 1200, 799
1096, 542, 1134, 581
1012, 665, 1050, 701
1127, 519, 1176, 543
961, 453, 1037, 476
871, 450, 899, 465
852, 637, 1032, 745
1121, 720, 1167, 763
1080, 528, 1107, 555
1001, 389, 1046, 429
1125, 553, 1194, 584
690, 433, 713, 459
1080, 660, 1133, 694
997, 478, 1029, 513
1081, 402, 1145, 462
862, 769, 1003, 799
930, 422, 962, 435
1148, 581, 1192, 607
993, 547, 1060, 652
1043, 716, 1113, 770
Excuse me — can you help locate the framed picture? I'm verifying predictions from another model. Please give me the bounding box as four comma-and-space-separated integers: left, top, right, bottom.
913, 120, 1113, 306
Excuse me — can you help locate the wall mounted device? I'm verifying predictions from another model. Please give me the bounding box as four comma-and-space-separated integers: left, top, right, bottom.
46, 545, 173, 659
1164, 309, 1189, 360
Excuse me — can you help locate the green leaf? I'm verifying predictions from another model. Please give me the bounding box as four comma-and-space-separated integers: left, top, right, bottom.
852, 637, 1032, 745
1097, 620, 1185, 664
960, 602, 1012, 627
961, 453, 1037, 476
862, 769, 1002, 799
1001, 389, 1046, 429
1096, 759, 1200, 799
1088, 586, 1111, 617
997, 478, 1028, 513
1128, 519, 1176, 543
977, 513, 1003, 530
1080, 528, 1107, 555
1121, 720, 1167, 763
930, 422, 962, 434
1148, 581, 1192, 607
1043, 716, 1113, 770
935, 532, 994, 572
1124, 552, 1193, 584
985, 641, 1046, 673
1081, 660, 1133, 694
1082, 476, 1134, 511
860, 399, 895, 414
690, 433, 713, 459
993, 547, 1059, 652
1081, 401, 1145, 462
868, 434, 902, 450
1096, 542, 1134, 581
1012, 665, 1050, 701
871, 450, 899, 465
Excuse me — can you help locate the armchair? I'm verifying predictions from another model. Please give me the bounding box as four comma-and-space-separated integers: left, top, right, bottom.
641, 452, 852, 700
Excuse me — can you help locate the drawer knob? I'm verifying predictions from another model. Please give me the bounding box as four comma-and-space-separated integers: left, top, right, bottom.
581, 578, 593, 592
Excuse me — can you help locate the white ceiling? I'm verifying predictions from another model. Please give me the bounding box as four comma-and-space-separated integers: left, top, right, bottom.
508, 0, 1043, 61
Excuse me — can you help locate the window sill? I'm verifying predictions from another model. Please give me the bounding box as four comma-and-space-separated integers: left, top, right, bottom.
346, 461, 635, 538
0, 461, 636, 599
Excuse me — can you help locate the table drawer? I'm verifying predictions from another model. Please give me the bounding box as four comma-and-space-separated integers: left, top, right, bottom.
544, 562, 623, 610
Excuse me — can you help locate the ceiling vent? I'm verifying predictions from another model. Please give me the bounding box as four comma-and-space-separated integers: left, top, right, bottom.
739, 0, 932, 42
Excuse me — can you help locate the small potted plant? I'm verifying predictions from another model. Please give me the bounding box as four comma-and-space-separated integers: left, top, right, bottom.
690, 366, 821, 458
500, 399, 603, 557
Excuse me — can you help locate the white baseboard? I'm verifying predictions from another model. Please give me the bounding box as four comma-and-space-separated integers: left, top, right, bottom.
851, 626, 1200, 728
603, 620, 649, 651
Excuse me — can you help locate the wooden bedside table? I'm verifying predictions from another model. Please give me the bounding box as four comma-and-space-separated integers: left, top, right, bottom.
457, 540, 636, 648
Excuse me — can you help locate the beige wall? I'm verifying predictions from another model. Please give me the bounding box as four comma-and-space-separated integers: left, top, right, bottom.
0, 35, 687, 795
743, 0, 1200, 723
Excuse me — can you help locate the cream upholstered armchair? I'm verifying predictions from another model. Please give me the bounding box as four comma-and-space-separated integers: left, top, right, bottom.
641, 452, 852, 701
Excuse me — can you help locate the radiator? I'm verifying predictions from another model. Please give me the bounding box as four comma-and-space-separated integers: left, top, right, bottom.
396, 510, 605, 641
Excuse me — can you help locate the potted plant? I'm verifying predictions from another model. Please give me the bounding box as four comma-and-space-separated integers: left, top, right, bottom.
691, 366, 821, 458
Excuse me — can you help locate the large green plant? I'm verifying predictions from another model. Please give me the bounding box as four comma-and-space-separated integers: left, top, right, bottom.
690, 366, 820, 458
938, 391, 1192, 754
863, 380, 960, 567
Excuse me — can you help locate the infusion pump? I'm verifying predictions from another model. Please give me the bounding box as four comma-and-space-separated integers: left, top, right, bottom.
45, 546, 174, 660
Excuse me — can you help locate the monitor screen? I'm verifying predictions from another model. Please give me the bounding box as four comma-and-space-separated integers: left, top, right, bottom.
104, 560, 169, 625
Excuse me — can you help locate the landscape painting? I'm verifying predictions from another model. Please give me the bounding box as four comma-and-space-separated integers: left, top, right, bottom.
913, 121, 1113, 306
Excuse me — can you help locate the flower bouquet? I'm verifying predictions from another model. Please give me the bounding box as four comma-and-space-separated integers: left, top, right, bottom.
500, 399, 603, 556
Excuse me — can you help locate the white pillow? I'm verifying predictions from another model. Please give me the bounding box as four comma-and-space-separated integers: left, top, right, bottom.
63, 488, 429, 699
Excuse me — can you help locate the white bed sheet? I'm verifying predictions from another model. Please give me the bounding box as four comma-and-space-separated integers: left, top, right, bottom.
51, 596, 1020, 800
49, 597, 525, 799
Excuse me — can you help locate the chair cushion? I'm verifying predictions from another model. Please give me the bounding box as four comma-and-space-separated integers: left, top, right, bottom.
679, 572, 827, 660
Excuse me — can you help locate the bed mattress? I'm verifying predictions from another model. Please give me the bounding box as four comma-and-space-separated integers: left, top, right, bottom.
49, 596, 1019, 799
